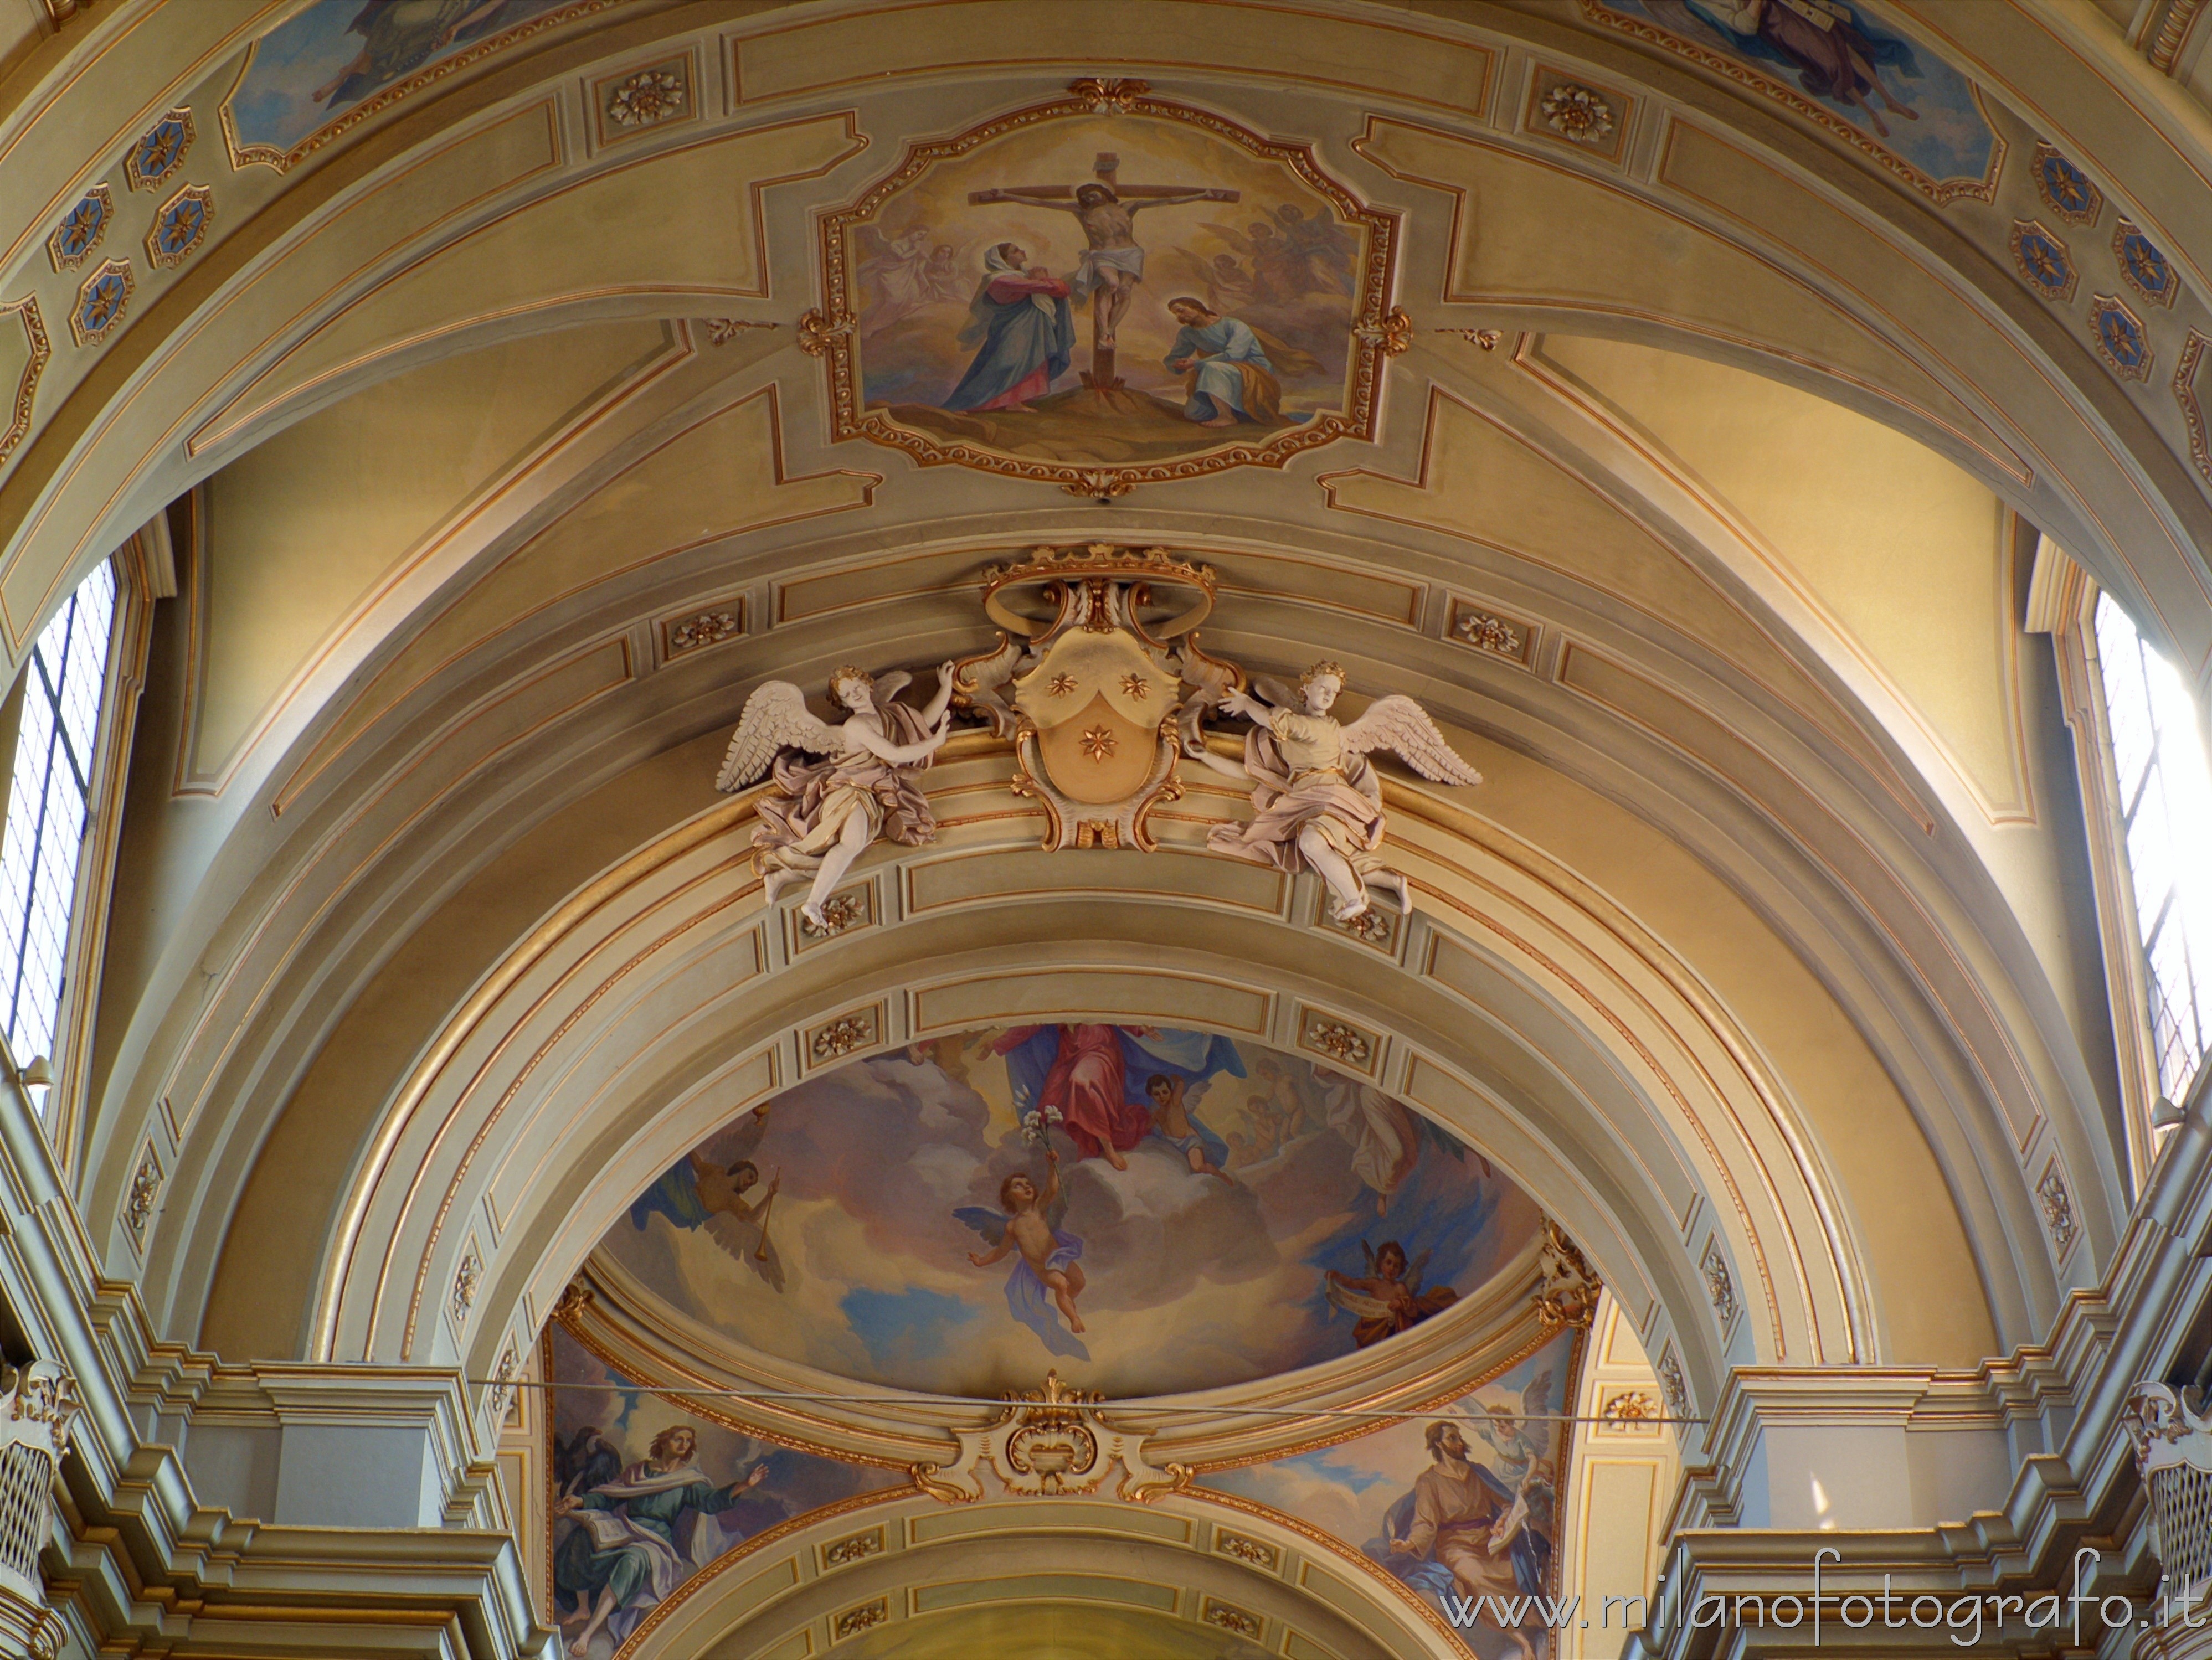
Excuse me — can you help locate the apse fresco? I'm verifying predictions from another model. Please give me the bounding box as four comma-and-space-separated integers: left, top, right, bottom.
545, 1326, 901, 1660
1587, 0, 1999, 197
596, 1028, 1543, 1397
224, 0, 577, 162
838, 105, 1381, 470
1198, 1331, 1579, 1660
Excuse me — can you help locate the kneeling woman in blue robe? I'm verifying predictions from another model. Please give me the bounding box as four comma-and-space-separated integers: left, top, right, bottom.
943, 243, 1076, 412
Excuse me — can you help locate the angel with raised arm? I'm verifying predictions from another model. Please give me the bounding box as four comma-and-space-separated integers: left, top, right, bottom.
954, 1152, 1089, 1360
714, 664, 958, 930
1192, 661, 1483, 921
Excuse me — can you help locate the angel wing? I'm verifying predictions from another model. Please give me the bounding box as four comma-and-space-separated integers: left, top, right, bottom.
715, 681, 840, 792
874, 668, 913, 703
1406, 1249, 1433, 1290
1338, 695, 1484, 786
1201, 221, 1259, 257
1252, 673, 1299, 712
1358, 1238, 1377, 1272
702, 1208, 786, 1293
1523, 1362, 1558, 1412
954, 1205, 1010, 1247
1325, 1277, 1397, 1322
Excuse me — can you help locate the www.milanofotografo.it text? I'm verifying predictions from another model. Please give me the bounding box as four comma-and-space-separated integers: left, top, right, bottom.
1445, 1549, 2185, 1646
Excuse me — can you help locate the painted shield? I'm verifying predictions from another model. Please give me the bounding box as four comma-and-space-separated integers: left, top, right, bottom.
1014, 630, 1176, 805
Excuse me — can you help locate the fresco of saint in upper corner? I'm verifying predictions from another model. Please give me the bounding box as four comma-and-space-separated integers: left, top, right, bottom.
1586, 0, 2000, 200
222, 0, 583, 167
816, 90, 1397, 490
593, 1027, 1544, 1400
1198, 1330, 1580, 1660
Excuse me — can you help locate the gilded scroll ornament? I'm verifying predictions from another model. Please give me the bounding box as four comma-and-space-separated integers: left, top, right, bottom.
909, 1370, 1189, 1502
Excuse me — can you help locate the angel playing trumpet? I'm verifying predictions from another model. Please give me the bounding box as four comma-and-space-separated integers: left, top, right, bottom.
714, 663, 958, 929
1191, 661, 1483, 922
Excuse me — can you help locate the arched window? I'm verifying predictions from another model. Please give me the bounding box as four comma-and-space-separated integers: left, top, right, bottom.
0, 561, 117, 1079
2090, 592, 2211, 1105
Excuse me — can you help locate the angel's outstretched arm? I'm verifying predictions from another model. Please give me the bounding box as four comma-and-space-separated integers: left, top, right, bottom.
1217, 685, 1279, 729
1183, 738, 1249, 780
969, 1238, 1013, 1267
918, 661, 959, 725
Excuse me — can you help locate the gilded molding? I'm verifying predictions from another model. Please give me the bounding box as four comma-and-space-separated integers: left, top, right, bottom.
2176, 329, 2212, 489
0, 297, 50, 468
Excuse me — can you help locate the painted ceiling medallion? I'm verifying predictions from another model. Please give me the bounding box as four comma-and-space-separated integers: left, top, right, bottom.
46, 185, 110, 272
2033, 141, 2102, 226
809, 80, 1400, 497
2008, 220, 2076, 304
145, 184, 213, 269
2091, 293, 2153, 383
124, 108, 193, 192
69, 259, 133, 348
2114, 220, 2178, 308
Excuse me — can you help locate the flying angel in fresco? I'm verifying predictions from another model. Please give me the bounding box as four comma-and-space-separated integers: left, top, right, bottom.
1192, 662, 1484, 922
628, 1109, 787, 1291
1325, 1240, 1459, 1349
714, 666, 958, 930
956, 1152, 1089, 1360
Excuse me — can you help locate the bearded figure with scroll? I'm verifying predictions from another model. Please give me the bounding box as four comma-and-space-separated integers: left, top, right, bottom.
714, 664, 957, 929
1193, 662, 1483, 922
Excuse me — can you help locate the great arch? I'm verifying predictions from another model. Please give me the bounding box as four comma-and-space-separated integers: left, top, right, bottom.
0, 4, 2209, 1659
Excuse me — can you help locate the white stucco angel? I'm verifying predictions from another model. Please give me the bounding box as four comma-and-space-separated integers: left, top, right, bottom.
714, 664, 958, 928
1191, 661, 1483, 921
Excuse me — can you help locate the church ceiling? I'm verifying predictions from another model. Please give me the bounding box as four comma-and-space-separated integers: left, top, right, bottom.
0, 0, 2193, 1556
591, 1027, 1544, 1398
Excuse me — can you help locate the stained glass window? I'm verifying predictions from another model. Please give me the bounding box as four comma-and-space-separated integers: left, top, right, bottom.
0, 561, 115, 1086
2094, 592, 2212, 1102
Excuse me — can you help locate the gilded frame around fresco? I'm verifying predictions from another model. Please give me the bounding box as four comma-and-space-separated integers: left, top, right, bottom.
805, 80, 1402, 497
543, 1293, 1589, 1660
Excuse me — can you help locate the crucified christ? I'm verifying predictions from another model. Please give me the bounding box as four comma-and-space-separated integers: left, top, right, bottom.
969, 152, 1237, 389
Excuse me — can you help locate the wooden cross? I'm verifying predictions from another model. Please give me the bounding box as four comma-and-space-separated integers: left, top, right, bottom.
969, 151, 1238, 390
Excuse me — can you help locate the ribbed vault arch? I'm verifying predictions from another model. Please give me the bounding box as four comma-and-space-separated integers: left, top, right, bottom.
294, 755, 1895, 1421
0, 0, 2165, 1406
